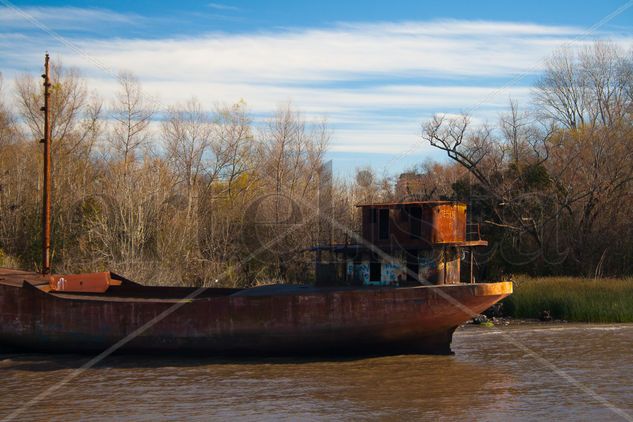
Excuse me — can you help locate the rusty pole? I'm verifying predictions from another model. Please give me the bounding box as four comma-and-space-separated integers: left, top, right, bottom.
41, 53, 52, 275
470, 249, 474, 284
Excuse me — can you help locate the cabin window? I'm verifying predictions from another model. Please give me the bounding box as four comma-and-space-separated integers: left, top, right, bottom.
379, 209, 389, 239
398, 206, 408, 222
371, 208, 377, 224
370, 262, 381, 282
409, 206, 422, 239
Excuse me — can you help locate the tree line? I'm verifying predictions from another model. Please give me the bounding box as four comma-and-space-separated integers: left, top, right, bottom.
420, 41, 633, 278
0, 41, 631, 284
0, 62, 339, 285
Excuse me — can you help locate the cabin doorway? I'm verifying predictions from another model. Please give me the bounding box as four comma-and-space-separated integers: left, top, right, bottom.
370, 262, 381, 283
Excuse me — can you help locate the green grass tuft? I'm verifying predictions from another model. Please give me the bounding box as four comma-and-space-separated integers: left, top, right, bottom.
502, 276, 633, 323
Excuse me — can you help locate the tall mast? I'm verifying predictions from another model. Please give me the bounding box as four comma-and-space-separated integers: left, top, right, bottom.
41, 53, 51, 275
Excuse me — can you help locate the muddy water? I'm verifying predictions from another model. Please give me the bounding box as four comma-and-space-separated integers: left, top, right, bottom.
0, 324, 632, 421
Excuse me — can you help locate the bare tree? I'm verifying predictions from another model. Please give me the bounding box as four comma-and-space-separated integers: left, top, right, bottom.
15, 61, 101, 157
534, 41, 630, 129
12, 62, 104, 272
0, 73, 16, 147
76, 71, 164, 280
0, 72, 31, 267
261, 104, 329, 205
244, 103, 330, 282
425, 42, 633, 276
163, 97, 212, 217
422, 107, 556, 269
109, 71, 155, 176
423, 114, 496, 189
211, 100, 255, 197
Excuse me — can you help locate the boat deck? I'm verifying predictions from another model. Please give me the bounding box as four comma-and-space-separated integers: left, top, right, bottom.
0, 268, 49, 288
0, 267, 241, 302
0, 268, 512, 305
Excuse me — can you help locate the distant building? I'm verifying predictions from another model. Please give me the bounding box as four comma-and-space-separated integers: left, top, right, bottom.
395, 172, 426, 199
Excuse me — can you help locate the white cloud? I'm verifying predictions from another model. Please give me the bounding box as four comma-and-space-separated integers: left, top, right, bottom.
81, 77, 531, 120
339, 20, 581, 36
63, 25, 569, 83
0, 6, 142, 31
2, 13, 631, 159
50, 19, 632, 86
207, 3, 240, 12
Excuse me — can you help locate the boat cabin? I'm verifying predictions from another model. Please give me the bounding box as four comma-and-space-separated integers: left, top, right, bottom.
313, 200, 487, 287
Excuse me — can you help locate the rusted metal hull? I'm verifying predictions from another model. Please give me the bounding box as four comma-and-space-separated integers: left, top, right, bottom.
0, 269, 511, 356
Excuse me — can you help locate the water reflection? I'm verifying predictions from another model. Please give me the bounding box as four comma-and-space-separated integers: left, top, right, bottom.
0, 324, 631, 421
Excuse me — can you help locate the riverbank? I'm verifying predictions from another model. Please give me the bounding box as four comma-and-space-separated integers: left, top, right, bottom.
501, 276, 633, 323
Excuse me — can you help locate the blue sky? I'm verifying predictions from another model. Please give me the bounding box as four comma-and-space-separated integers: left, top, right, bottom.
1, 0, 632, 177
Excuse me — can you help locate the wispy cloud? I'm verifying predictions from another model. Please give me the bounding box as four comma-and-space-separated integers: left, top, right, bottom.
2, 12, 631, 158
339, 20, 581, 36
0, 6, 143, 31
207, 3, 240, 12
56, 20, 632, 85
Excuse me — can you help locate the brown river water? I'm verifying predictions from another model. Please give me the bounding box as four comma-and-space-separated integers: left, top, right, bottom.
0, 323, 632, 421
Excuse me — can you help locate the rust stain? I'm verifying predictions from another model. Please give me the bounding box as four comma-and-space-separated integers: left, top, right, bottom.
49, 272, 121, 293
432, 204, 466, 244
0, 268, 512, 356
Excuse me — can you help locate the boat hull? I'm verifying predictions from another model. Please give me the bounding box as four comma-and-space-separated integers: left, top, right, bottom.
0, 270, 511, 356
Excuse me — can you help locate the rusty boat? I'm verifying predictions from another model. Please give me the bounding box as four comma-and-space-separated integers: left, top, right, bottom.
0, 55, 511, 356
0, 268, 511, 356
0, 198, 512, 356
